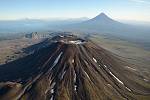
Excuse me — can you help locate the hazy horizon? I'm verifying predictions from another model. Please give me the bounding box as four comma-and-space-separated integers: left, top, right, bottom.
0, 0, 150, 21
1, 13, 150, 26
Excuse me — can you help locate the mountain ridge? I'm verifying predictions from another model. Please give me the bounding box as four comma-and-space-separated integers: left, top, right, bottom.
0, 35, 149, 100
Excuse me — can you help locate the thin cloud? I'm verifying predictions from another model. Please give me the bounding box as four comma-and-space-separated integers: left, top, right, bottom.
130, 0, 150, 4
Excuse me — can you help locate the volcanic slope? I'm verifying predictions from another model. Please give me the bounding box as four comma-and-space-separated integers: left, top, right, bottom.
0, 35, 150, 100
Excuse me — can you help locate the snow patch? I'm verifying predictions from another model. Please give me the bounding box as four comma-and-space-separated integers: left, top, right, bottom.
74, 85, 77, 91
74, 71, 76, 83
72, 59, 74, 63
59, 35, 64, 38
84, 60, 88, 65
109, 71, 124, 85
50, 82, 56, 91
84, 70, 91, 80
60, 70, 66, 80
126, 66, 136, 71
50, 95, 54, 100
126, 87, 131, 92
49, 82, 56, 100
104, 65, 124, 85
50, 52, 63, 70
69, 40, 84, 44
104, 65, 107, 68
51, 89, 54, 93
73, 70, 78, 91
144, 79, 149, 82
93, 58, 97, 63
107, 84, 111, 87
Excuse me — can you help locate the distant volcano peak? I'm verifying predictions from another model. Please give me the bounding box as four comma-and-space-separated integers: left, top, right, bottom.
91, 12, 113, 21
97, 12, 108, 17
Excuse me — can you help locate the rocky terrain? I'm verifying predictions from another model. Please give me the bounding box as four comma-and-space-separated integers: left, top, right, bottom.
0, 35, 150, 100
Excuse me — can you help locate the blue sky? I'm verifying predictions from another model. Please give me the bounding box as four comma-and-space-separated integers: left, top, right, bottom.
0, 0, 150, 21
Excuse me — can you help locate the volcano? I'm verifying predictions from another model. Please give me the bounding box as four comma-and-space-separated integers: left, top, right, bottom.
0, 35, 150, 100
59, 13, 130, 34
84, 13, 119, 24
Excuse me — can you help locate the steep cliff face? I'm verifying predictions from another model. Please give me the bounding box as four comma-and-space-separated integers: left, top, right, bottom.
0, 35, 150, 100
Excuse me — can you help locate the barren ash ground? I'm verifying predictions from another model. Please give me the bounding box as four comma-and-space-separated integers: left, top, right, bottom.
0, 34, 150, 100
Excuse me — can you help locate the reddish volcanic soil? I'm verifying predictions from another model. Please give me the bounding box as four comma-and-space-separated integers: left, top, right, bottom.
0, 35, 150, 100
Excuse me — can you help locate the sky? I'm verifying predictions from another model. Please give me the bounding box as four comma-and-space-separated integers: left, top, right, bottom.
0, 0, 150, 21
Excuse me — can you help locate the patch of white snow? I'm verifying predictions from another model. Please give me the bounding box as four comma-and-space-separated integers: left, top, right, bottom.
60, 70, 66, 80
72, 59, 74, 63
50, 52, 63, 70
69, 40, 84, 44
126, 66, 136, 71
104, 65, 107, 68
93, 58, 97, 63
109, 71, 124, 85
126, 87, 131, 92
144, 79, 149, 82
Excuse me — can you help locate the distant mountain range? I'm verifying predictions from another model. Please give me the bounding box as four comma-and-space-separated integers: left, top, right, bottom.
57, 13, 150, 41
0, 18, 88, 34
0, 13, 150, 42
